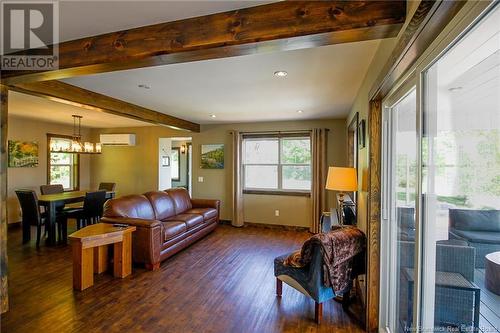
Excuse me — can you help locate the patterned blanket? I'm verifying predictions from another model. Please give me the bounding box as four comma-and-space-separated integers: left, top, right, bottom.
284, 226, 366, 293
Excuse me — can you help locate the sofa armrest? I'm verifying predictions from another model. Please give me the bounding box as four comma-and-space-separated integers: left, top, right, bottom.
101, 216, 161, 228
100, 217, 162, 266
191, 198, 220, 211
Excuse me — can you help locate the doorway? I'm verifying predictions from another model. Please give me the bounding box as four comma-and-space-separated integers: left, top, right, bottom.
171, 137, 192, 195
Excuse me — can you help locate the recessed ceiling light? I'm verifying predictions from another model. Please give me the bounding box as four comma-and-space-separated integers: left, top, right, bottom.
210, 114, 216, 118
274, 70, 288, 77
297, 110, 303, 114
138, 84, 151, 89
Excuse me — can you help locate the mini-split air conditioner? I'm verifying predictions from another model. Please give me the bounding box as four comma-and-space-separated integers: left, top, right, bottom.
99, 134, 136, 146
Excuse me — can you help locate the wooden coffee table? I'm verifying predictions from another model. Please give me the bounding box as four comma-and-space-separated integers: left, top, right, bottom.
69, 223, 136, 291
485, 251, 500, 295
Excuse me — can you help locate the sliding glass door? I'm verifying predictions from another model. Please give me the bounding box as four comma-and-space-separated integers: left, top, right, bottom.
381, 86, 418, 333
421, 5, 500, 331
380, 3, 500, 333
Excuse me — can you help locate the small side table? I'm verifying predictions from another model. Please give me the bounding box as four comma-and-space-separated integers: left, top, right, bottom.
403, 267, 480, 331
485, 252, 500, 295
69, 223, 136, 291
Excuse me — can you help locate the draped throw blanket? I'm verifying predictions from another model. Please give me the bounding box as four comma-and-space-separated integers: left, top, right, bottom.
310, 128, 328, 233
284, 226, 366, 294
231, 130, 244, 227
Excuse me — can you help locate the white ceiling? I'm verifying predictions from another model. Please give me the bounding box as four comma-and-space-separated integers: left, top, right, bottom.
59, 1, 275, 42
63, 39, 381, 124
8, 91, 150, 128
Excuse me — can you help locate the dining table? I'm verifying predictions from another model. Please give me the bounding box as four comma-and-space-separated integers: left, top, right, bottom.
26, 190, 115, 246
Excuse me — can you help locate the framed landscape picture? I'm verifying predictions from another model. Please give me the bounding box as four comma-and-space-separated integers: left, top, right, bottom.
201, 144, 224, 169
8, 140, 39, 167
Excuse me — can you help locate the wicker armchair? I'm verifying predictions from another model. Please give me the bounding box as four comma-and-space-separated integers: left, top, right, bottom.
399, 240, 476, 328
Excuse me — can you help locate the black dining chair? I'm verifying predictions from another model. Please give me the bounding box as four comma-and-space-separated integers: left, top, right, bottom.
98, 182, 116, 192
16, 190, 45, 247
16, 190, 66, 247
64, 190, 107, 230
40, 184, 66, 211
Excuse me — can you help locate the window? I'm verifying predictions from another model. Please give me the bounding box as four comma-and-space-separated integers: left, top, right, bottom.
47, 134, 79, 190
242, 135, 311, 194
171, 147, 180, 181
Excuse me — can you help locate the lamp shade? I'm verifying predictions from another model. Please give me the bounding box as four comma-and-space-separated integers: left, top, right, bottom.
325, 167, 357, 191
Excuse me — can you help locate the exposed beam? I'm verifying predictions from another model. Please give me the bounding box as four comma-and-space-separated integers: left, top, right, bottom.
9, 81, 200, 132
1, 1, 406, 84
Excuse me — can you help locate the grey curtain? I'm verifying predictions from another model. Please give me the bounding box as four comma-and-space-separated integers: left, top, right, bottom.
231, 130, 244, 227
310, 128, 328, 233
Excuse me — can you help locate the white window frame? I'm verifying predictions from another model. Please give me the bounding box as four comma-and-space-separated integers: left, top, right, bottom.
242, 134, 312, 195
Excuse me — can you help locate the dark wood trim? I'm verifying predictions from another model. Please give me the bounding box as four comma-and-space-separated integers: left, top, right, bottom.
0, 84, 9, 313
1, 1, 406, 84
243, 221, 310, 232
171, 147, 181, 181
370, 0, 466, 100
46, 133, 80, 191
9, 81, 200, 132
367, 99, 382, 332
243, 189, 311, 197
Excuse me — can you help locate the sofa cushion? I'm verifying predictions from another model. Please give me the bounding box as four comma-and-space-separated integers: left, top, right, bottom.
103, 194, 155, 219
166, 213, 203, 229
165, 188, 192, 214
144, 191, 176, 221
449, 209, 500, 232
185, 208, 217, 221
450, 228, 500, 244
161, 221, 187, 241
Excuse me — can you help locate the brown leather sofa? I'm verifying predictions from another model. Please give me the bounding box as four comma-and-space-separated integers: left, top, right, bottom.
101, 188, 220, 270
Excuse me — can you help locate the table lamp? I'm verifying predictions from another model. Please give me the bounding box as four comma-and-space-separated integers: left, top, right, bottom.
325, 167, 358, 225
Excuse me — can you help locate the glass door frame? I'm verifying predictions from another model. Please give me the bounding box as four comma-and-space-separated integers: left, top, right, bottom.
380, 77, 420, 333
378, 1, 496, 331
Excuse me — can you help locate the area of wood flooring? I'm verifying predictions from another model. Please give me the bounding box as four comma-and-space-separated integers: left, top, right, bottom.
1, 224, 364, 333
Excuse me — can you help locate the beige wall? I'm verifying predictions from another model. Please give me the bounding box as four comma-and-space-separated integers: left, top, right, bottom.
7, 116, 91, 223
91, 119, 347, 228
346, 1, 420, 233
89, 126, 181, 196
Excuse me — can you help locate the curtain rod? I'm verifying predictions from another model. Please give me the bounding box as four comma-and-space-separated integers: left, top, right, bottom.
237, 129, 329, 135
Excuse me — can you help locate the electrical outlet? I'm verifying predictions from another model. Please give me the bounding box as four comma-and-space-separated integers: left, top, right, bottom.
275, 210, 280, 217
198, 176, 204, 182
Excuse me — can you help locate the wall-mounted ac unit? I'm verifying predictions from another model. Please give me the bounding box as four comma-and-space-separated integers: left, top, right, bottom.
100, 134, 136, 146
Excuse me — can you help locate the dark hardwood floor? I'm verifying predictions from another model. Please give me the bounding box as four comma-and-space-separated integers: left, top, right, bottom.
1, 223, 364, 333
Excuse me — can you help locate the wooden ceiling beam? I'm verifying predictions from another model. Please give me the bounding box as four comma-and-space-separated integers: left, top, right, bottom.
9, 81, 200, 132
1, 1, 406, 84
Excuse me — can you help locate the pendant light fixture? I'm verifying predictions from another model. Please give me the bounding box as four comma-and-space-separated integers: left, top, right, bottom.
50, 115, 102, 154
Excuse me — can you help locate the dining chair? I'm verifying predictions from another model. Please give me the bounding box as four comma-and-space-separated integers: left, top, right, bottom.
16, 190, 45, 247
40, 184, 66, 212
98, 182, 116, 192
64, 190, 108, 230
14, 190, 69, 247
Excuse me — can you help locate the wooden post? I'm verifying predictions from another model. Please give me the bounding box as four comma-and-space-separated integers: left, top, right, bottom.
366, 99, 382, 332
0, 85, 8, 313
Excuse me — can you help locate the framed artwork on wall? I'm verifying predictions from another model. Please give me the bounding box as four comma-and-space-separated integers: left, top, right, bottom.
8, 140, 39, 167
201, 144, 224, 169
